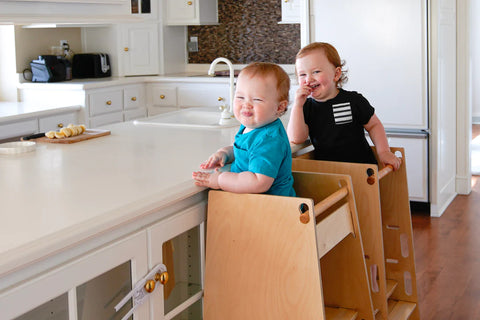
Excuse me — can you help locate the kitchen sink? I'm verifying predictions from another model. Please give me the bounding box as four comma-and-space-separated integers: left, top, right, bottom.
133, 107, 239, 129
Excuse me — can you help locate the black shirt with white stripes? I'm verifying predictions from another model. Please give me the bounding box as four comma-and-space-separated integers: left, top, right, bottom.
303, 89, 377, 164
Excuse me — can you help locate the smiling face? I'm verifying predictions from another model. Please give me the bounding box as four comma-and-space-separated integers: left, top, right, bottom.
296, 49, 342, 102
233, 72, 287, 132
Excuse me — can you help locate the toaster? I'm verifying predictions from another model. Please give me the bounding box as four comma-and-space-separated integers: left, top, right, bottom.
72, 53, 111, 78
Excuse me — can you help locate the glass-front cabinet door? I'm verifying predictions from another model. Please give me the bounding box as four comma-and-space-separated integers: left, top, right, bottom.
6, 231, 149, 320
148, 202, 207, 320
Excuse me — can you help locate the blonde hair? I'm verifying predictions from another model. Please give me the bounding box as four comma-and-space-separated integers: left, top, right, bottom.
239, 62, 290, 103
296, 42, 348, 88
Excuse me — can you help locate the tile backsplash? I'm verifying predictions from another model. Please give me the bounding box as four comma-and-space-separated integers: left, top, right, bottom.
187, 0, 300, 65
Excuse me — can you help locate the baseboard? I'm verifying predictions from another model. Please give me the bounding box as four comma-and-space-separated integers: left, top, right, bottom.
473, 116, 480, 124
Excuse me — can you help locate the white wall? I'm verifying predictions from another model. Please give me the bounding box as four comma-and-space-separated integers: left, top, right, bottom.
471, 0, 480, 121
0, 25, 17, 102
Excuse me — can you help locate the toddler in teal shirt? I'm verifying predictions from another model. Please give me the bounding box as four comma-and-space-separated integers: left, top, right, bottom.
192, 62, 295, 197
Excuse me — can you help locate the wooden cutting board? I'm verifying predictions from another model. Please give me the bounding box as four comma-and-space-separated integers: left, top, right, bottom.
30, 129, 111, 144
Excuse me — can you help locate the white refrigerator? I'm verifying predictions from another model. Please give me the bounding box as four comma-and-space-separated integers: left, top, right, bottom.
309, 0, 429, 202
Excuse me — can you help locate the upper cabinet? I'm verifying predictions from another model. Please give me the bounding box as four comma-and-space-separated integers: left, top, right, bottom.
121, 23, 159, 76
0, 0, 133, 24
280, 0, 301, 24
165, 0, 218, 26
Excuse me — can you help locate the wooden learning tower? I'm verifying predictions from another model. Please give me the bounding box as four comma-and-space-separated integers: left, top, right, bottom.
204, 171, 375, 319
293, 147, 419, 319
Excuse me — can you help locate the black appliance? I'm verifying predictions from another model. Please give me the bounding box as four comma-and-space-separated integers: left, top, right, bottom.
72, 53, 111, 78
30, 55, 72, 83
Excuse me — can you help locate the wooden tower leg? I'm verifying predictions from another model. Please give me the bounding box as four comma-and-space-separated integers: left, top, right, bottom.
374, 147, 420, 319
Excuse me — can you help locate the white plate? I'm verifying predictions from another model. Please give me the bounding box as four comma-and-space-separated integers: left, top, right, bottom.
0, 141, 36, 155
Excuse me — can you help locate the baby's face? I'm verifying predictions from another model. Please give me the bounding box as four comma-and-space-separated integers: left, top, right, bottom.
296, 50, 341, 102
233, 73, 286, 131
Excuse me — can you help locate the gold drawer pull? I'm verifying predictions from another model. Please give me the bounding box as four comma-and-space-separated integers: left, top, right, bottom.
218, 97, 224, 101
57, 123, 64, 128
160, 95, 166, 99
187, 1, 193, 5
124, 47, 129, 52
131, 97, 137, 101
106, 100, 112, 105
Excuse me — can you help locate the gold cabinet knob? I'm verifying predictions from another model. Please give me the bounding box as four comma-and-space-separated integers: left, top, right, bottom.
160, 95, 166, 99
131, 97, 137, 101
156, 272, 169, 285
124, 47, 129, 52
144, 279, 156, 293
218, 97, 224, 101
187, 1, 193, 5
57, 123, 64, 128
106, 100, 112, 105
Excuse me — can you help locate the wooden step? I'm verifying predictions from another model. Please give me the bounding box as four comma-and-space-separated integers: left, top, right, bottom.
386, 279, 398, 299
325, 307, 358, 320
387, 300, 416, 320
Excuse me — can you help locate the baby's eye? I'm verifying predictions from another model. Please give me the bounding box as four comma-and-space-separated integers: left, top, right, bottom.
235, 96, 244, 100
253, 98, 263, 102
298, 73, 306, 78
313, 70, 321, 74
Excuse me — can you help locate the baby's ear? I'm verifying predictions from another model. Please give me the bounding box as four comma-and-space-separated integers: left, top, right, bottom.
277, 100, 288, 115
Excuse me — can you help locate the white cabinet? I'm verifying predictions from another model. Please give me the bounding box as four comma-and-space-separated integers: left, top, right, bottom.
0, 119, 38, 140
82, 22, 159, 77
165, 0, 218, 25
280, 0, 301, 24
3, 231, 149, 320
2, 199, 208, 319
0, 110, 79, 141
87, 84, 146, 127
122, 23, 159, 76
147, 81, 229, 116
148, 202, 206, 319
39, 112, 79, 132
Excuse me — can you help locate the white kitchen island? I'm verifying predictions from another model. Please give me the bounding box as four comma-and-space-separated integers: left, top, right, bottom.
0, 119, 239, 319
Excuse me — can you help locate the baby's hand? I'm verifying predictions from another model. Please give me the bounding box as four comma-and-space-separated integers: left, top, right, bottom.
192, 169, 221, 189
295, 84, 313, 106
378, 151, 402, 171
199, 151, 228, 169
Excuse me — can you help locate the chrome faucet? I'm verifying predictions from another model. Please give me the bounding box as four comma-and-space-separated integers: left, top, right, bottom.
208, 57, 236, 125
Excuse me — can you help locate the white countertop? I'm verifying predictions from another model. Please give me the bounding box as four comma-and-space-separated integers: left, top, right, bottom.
0, 120, 238, 277
0, 102, 81, 124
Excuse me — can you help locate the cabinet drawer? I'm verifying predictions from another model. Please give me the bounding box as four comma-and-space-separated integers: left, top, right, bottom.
177, 84, 229, 108
39, 112, 78, 132
124, 86, 145, 110
124, 108, 147, 121
89, 90, 123, 116
0, 119, 38, 140
151, 86, 177, 106
89, 112, 123, 128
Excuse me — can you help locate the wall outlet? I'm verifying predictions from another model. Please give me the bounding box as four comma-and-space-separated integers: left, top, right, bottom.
188, 36, 198, 52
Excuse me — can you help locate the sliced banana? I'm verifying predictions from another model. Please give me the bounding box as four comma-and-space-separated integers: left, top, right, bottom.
54, 131, 66, 139
60, 127, 73, 137
45, 131, 56, 139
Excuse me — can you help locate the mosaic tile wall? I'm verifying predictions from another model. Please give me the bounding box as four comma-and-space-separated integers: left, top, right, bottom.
187, 0, 300, 64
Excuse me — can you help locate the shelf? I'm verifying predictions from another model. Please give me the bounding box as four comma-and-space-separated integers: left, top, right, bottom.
387, 300, 416, 320
325, 307, 358, 320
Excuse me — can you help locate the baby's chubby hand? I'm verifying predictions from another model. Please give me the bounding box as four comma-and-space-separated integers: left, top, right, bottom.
199, 150, 228, 169
192, 169, 221, 189
378, 151, 402, 171
295, 84, 313, 106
